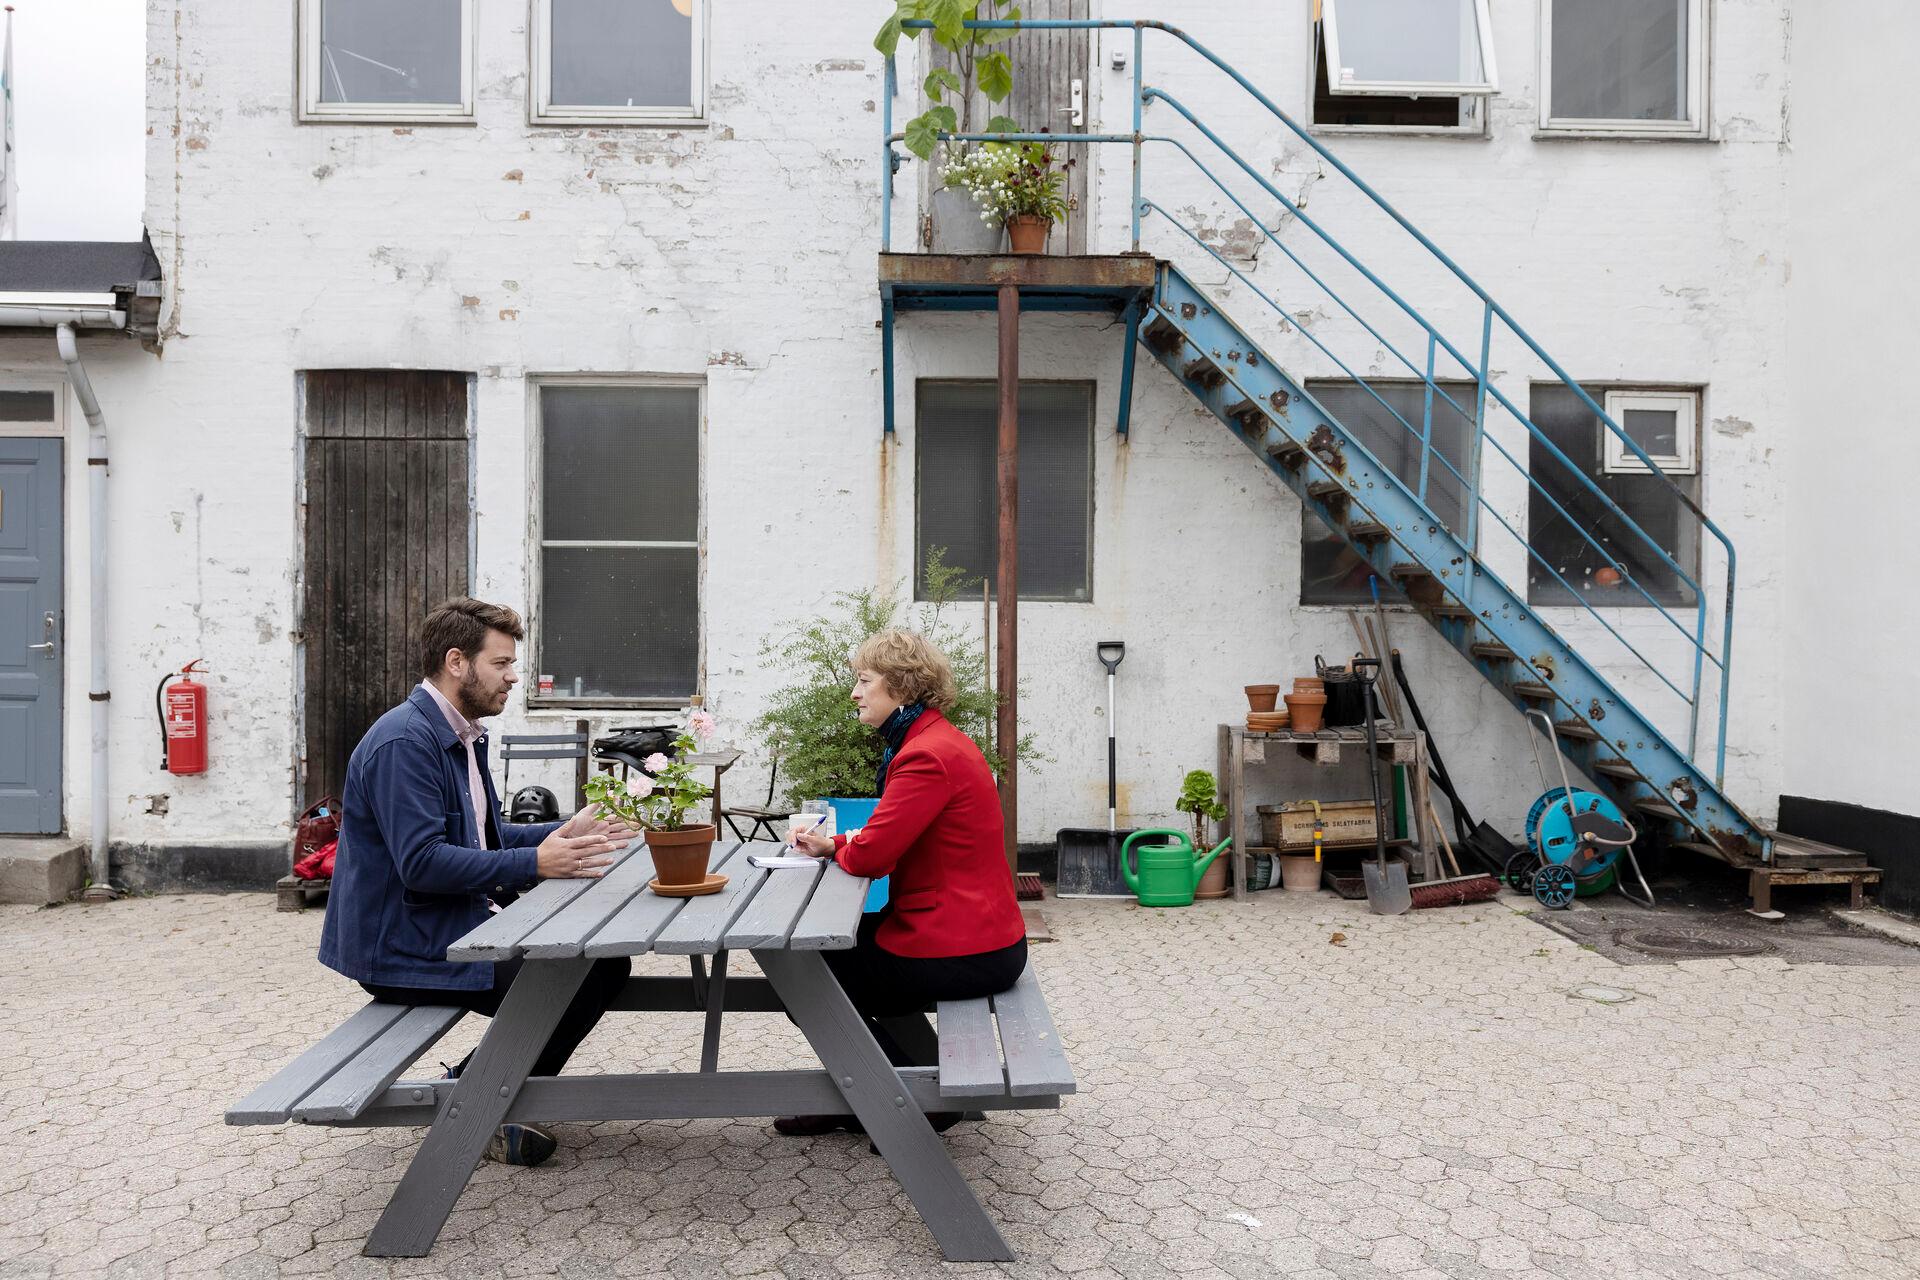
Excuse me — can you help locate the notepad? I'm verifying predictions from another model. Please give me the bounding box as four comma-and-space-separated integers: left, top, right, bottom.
747, 854, 823, 869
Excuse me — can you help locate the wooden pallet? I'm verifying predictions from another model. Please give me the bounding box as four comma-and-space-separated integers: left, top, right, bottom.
276, 875, 331, 912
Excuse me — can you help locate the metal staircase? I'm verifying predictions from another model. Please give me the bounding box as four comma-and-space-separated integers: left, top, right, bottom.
880, 16, 1876, 896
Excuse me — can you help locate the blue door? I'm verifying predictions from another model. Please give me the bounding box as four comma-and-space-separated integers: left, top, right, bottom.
0, 437, 63, 833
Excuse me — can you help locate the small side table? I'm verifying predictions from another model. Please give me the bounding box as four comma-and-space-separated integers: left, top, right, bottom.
1216, 722, 1436, 902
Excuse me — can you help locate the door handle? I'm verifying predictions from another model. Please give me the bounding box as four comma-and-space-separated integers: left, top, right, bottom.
27, 611, 55, 654
1056, 78, 1084, 127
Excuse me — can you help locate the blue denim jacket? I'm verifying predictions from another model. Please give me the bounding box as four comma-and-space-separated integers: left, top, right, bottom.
318, 687, 563, 990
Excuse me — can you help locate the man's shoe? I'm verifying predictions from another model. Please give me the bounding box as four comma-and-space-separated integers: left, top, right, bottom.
772, 1114, 865, 1137
485, 1123, 558, 1167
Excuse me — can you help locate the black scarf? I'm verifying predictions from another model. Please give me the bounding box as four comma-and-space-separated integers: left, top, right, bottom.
875, 702, 928, 798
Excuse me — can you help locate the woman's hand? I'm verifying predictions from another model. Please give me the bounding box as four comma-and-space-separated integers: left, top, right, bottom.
791, 827, 836, 858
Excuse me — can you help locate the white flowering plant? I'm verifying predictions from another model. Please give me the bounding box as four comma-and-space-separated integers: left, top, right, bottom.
581, 711, 717, 832
941, 140, 1069, 224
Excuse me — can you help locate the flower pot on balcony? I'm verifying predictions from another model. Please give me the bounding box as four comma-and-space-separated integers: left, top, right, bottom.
929, 185, 1003, 254
1006, 214, 1051, 254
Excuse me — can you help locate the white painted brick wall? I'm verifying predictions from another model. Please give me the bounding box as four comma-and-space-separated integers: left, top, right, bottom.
15, 0, 1881, 858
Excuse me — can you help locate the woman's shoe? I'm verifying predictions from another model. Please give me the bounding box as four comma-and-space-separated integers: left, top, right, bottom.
772, 1114, 866, 1137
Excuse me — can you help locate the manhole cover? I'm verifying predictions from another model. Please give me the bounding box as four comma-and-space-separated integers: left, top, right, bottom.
1615, 927, 1771, 959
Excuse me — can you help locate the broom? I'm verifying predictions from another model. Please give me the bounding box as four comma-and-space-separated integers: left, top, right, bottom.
1409, 796, 1503, 908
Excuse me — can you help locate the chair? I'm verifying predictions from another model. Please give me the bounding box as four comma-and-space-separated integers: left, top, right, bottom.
721, 748, 788, 843
496, 732, 589, 817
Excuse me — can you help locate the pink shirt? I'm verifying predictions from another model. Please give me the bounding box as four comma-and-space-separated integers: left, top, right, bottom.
419, 680, 491, 850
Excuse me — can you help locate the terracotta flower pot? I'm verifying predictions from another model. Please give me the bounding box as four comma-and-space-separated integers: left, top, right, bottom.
1195, 852, 1231, 899
1293, 677, 1324, 695
645, 824, 717, 886
1006, 214, 1052, 254
1283, 691, 1328, 733
1244, 683, 1280, 712
1279, 853, 1321, 893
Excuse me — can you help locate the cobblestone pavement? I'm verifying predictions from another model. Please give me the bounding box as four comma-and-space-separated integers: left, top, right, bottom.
3, 891, 1918, 1280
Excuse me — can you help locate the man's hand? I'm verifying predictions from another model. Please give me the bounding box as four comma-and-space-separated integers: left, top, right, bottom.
536, 822, 626, 880
561, 801, 639, 843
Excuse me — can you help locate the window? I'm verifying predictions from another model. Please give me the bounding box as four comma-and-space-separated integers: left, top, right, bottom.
915, 381, 1093, 603
299, 0, 475, 123
0, 391, 56, 423
1301, 379, 1477, 606
532, 0, 705, 125
1540, 0, 1708, 136
1601, 389, 1696, 474
535, 383, 701, 702
1527, 384, 1700, 608
1310, 0, 1497, 133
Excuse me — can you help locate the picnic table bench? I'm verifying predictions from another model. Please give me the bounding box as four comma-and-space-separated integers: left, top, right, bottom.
228, 839, 1073, 1262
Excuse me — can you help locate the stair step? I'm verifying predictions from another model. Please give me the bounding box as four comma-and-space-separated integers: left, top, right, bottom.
1143, 316, 1185, 354
1594, 759, 1642, 780
1431, 602, 1474, 620
1389, 563, 1431, 581
1225, 398, 1263, 424
1511, 681, 1555, 701
1305, 479, 1349, 503
1348, 520, 1389, 543
1553, 720, 1600, 741
1769, 831, 1873, 863
1470, 642, 1516, 663
1266, 439, 1307, 469
1181, 357, 1226, 389
1635, 800, 1683, 821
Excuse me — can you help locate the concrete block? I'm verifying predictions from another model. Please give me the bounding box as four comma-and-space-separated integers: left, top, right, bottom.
0, 839, 87, 905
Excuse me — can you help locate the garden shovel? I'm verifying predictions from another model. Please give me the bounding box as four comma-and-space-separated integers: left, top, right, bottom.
1354, 658, 1411, 915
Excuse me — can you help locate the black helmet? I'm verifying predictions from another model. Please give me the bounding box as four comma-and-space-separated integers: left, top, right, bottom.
509, 785, 560, 825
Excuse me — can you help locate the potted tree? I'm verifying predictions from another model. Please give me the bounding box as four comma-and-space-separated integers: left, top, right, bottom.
582, 711, 718, 892
875, 0, 1023, 252
1177, 770, 1231, 899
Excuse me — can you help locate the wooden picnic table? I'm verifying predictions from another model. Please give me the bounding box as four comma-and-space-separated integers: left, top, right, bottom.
354, 837, 1031, 1262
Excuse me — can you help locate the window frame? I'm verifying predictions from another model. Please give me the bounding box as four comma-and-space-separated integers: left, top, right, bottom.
912, 377, 1096, 605
1537, 0, 1711, 139
1601, 389, 1698, 475
526, 374, 706, 710
298, 0, 477, 125
1319, 0, 1500, 98
529, 0, 709, 127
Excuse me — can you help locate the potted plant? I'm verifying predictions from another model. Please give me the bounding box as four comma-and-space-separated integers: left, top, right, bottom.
582, 710, 718, 888
875, 1, 1023, 252
935, 142, 1016, 253
959, 139, 1070, 253
1177, 769, 1231, 899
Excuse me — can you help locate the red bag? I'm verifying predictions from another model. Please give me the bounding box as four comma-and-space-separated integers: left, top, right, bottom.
293, 838, 337, 881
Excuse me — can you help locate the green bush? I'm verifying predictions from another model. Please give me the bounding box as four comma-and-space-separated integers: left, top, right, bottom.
755, 549, 1037, 808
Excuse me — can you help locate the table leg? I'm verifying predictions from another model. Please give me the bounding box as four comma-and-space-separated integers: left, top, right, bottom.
754, 949, 1012, 1263
700, 951, 729, 1073
364, 958, 592, 1258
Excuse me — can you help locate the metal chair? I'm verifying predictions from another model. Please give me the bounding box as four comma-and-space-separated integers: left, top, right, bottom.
496, 732, 589, 818
721, 748, 787, 843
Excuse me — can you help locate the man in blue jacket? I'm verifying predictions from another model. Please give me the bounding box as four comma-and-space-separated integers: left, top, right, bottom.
319, 597, 633, 1167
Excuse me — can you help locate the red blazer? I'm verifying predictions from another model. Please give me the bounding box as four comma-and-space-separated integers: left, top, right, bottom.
831, 709, 1025, 959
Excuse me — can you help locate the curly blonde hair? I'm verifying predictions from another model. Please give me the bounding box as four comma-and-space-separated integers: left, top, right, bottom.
852, 628, 958, 712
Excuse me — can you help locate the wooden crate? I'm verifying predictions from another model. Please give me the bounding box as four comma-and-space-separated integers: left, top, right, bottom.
1257, 801, 1379, 850
276, 875, 331, 912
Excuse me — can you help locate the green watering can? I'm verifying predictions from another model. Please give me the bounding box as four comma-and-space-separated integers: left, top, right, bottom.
1120, 829, 1234, 908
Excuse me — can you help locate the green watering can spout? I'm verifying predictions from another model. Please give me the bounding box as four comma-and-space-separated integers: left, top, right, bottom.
1192, 836, 1233, 887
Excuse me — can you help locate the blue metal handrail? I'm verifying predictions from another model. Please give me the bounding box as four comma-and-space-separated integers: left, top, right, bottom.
881, 17, 1737, 782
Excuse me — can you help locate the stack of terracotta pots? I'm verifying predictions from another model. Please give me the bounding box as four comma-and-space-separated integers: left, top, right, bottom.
1243, 684, 1289, 733
1284, 676, 1327, 732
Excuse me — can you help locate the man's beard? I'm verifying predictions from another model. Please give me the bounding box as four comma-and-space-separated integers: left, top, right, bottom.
456, 666, 501, 721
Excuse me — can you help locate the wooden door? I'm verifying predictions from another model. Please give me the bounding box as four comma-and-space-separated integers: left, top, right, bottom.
923, 0, 1093, 254
0, 435, 63, 833
301, 370, 470, 807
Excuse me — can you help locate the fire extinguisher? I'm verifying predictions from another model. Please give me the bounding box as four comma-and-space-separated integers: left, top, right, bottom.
156, 660, 209, 775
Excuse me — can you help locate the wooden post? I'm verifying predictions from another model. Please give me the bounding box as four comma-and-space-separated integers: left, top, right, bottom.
996, 282, 1019, 875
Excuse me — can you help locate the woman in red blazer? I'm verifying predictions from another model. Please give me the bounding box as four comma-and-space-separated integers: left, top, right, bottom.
780, 628, 1027, 1137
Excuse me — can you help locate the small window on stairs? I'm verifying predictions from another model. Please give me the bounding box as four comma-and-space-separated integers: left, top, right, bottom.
1527, 384, 1701, 609
1300, 379, 1478, 607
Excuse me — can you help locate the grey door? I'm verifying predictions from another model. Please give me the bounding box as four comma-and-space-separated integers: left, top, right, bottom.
0, 437, 64, 833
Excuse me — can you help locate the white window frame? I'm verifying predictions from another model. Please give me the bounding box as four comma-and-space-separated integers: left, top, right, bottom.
530, 0, 708, 127
1538, 0, 1710, 138
1601, 389, 1697, 475
527, 374, 706, 709
1320, 0, 1499, 97
298, 0, 476, 124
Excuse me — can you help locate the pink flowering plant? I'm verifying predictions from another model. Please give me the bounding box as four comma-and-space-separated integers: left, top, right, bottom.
582, 711, 718, 832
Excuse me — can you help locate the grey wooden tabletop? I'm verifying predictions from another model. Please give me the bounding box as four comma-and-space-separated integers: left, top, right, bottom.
446, 839, 869, 963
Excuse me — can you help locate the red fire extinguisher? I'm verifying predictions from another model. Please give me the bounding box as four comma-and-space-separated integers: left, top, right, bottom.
156, 660, 209, 775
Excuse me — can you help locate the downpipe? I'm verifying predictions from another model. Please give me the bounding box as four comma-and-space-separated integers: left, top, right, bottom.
56, 323, 114, 899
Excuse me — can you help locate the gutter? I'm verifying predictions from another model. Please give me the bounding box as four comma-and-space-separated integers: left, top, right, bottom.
56, 324, 115, 898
